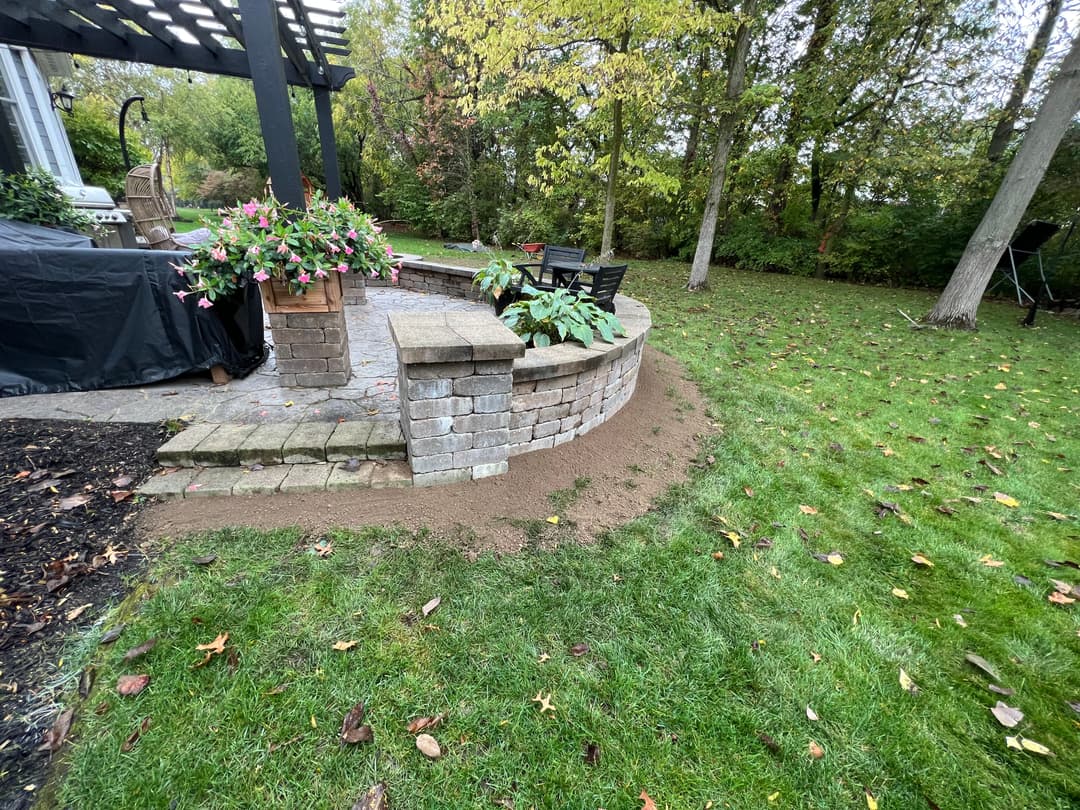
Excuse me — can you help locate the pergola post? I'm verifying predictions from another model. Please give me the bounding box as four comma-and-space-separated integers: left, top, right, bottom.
313, 87, 342, 200
237, 0, 305, 210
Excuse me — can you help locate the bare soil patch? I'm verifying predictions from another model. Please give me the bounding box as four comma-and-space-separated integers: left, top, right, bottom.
142, 346, 709, 554
0, 418, 165, 807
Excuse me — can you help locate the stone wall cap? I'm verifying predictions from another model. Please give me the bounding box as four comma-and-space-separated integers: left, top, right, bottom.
400, 259, 478, 280
389, 311, 525, 364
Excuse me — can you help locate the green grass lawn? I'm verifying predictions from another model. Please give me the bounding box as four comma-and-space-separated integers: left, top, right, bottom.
57, 247, 1079, 809
173, 207, 222, 232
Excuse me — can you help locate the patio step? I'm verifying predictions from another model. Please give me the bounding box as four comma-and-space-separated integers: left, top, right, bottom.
138, 459, 412, 500
155, 420, 406, 468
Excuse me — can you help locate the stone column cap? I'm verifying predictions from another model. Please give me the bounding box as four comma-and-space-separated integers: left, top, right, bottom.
389, 312, 526, 364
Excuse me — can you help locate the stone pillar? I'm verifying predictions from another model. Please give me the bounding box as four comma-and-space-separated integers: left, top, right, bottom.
389, 312, 525, 486
341, 274, 367, 305
270, 310, 351, 387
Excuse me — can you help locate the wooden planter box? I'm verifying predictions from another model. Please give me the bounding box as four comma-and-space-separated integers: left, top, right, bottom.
259, 273, 343, 314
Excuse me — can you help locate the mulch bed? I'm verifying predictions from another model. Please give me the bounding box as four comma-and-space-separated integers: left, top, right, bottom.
0, 418, 164, 808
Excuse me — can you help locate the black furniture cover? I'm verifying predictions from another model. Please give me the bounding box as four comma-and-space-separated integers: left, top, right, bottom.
0, 220, 265, 397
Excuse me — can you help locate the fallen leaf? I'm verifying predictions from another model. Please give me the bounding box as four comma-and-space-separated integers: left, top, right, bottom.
768, 792, 781, 803
584, 741, 601, 765
191, 554, 217, 566
109, 490, 133, 503
866, 789, 879, 810
809, 740, 824, 759
1065, 700, 1080, 715
979, 555, 1005, 568
333, 640, 358, 651
351, 782, 390, 810
965, 653, 1000, 680
117, 674, 150, 696
78, 667, 95, 698
805, 705, 819, 722
758, 732, 780, 753
531, 691, 555, 714
1048, 591, 1075, 605
340, 702, 373, 745
65, 603, 93, 621
994, 492, 1019, 508
799, 505, 818, 515
546, 515, 559, 524
416, 733, 441, 758
826, 552, 844, 566
991, 701, 1024, 728
121, 715, 151, 752
37, 707, 74, 753
936, 505, 956, 516
196, 633, 228, 655
988, 684, 1014, 696
711, 551, 725, 560
112, 474, 133, 488
911, 554, 934, 567
1045, 511, 1071, 521
770, 566, 781, 579
892, 587, 909, 599
94, 701, 110, 715
1006, 736, 1055, 756
59, 494, 90, 510
422, 597, 441, 617
743, 486, 754, 498
953, 614, 968, 628
852, 608, 861, 626
313, 540, 334, 557
725, 531, 741, 548
123, 638, 158, 662
810, 651, 822, 663
268, 734, 302, 753
100, 625, 125, 644
899, 668, 919, 694
264, 683, 290, 696
570, 642, 590, 657
640, 790, 657, 810
407, 714, 446, 734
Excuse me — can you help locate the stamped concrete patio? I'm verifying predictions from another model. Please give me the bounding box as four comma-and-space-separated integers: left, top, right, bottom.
0, 287, 487, 425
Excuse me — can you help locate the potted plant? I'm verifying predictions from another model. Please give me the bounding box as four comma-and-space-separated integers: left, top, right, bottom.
178, 192, 397, 314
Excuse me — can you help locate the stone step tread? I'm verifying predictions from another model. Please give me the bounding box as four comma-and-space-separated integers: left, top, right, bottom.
139, 460, 413, 499
157, 421, 405, 467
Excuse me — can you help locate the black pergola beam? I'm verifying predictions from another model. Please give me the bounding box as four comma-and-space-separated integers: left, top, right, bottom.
313, 86, 341, 199
238, 0, 304, 210
0, 12, 353, 89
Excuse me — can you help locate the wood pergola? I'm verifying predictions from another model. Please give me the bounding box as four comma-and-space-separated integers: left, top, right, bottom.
0, 0, 355, 209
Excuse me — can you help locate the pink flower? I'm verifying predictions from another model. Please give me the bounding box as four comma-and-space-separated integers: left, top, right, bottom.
328, 243, 340, 254
289, 253, 301, 263
242, 201, 258, 217
370, 269, 379, 279
258, 216, 269, 228
344, 246, 354, 255
336, 263, 348, 273
210, 247, 227, 262
276, 242, 289, 254
315, 268, 328, 279
173, 290, 190, 300
298, 272, 311, 283
391, 267, 399, 284
385, 245, 394, 257
247, 245, 261, 256
330, 231, 339, 240
373, 224, 383, 234
197, 297, 213, 309
347, 229, 358, 240
221, 217, 232, 227
253, 270, 270, 282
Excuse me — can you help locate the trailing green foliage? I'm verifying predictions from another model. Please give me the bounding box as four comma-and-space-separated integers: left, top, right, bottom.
0, 168, 95, 232
500, 285, 624, 347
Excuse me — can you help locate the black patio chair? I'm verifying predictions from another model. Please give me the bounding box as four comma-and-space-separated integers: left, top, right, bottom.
568, 264, 627, 313
513, 245, 586, 287
987, 220, 1060, 305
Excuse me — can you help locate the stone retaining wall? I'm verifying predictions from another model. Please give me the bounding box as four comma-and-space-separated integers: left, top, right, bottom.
389, 293, 651, 482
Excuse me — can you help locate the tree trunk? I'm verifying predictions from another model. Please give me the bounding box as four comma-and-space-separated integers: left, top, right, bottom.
600, 96, 623, 258
987, 0, 1062, 163
927, 27, 1080, 328
688, 0, 757, 291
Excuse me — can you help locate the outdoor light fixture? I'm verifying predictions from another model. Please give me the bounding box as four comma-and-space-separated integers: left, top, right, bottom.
50, 85, 74, 115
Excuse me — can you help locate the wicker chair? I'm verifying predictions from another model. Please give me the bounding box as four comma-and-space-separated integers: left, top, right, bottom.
125, 163, 210, 250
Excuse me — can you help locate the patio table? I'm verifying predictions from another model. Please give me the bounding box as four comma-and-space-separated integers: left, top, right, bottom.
547, 260, 600, 289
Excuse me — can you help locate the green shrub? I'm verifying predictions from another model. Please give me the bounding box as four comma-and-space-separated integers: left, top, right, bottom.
0, 167, 95, 231
500, 285, 624, 348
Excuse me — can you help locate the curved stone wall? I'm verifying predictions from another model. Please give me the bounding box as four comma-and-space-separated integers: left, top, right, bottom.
386, 262, 651, 483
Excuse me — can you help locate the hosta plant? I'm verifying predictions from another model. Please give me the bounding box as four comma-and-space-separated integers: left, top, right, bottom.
500, 285, 624, 348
